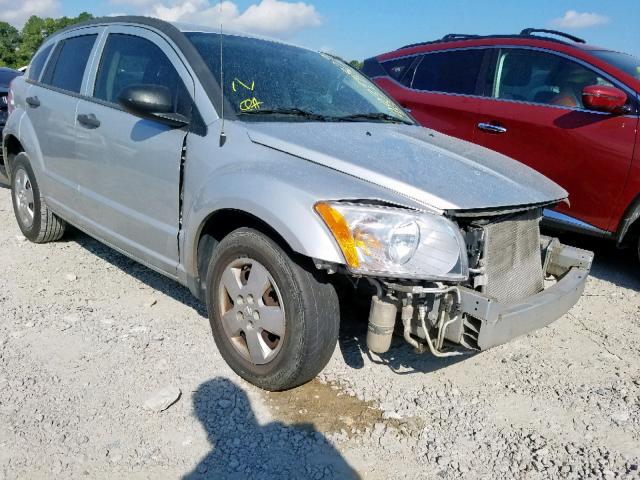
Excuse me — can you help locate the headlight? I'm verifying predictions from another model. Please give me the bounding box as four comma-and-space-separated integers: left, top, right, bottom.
315, 202, 468, 280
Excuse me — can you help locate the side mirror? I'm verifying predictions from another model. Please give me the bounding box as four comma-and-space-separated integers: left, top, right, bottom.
582, 85, 628, 114
117, 84, 189, 127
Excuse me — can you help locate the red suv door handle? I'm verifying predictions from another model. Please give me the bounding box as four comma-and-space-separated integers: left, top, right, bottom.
478, 122, 507, 134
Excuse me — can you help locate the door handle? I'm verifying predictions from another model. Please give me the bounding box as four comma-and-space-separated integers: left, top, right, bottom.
77, 113, 100, 129
25, 96, 40, 108
477, 122, 507, 134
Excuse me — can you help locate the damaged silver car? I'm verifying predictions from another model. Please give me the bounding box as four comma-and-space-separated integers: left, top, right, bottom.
3, 17, 593, 391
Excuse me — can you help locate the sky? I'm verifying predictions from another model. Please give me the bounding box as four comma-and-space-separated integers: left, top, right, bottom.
2, 0, 639, 60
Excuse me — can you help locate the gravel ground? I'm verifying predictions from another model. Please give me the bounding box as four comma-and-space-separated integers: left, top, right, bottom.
0, 182, 639, 479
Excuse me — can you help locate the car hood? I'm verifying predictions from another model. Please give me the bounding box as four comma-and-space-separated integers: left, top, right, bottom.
245, 122, 567, 212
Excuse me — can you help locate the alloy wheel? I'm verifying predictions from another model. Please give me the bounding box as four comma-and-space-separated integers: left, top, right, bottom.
14, 169, 35, 229
217, 257, 286, 364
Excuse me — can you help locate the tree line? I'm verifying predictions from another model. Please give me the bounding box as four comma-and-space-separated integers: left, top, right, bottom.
0, 13, 93, 69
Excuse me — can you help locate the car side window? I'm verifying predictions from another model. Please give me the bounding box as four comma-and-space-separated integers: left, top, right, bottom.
93, 33, 192, 117
27, 44, 53, 82
41, 35, 97, 93
411, 49, 486, 95
381, 56, 415, 85
491, 49, 613, 109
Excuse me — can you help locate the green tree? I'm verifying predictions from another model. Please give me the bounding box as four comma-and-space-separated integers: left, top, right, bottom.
15, 15, 47, 67
349, 60, 363, 70
8, 12, 94, 68
0, 22, 20, 67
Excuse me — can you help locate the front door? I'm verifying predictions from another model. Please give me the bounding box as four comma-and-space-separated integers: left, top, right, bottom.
74, 27, 196, 274
474, 48, 638, 231
396, 48, 489, 142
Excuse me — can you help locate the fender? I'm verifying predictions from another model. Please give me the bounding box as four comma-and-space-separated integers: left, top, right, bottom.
181, 168, 346, 282
3, 108, 46, 182
178, 129, 430, 287
617, 193, 640, 245
1, 110, 25, 180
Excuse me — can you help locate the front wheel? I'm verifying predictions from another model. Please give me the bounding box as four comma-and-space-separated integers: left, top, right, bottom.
205, 228, 340, 391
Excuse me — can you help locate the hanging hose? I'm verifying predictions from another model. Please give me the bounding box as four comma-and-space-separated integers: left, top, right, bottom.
418, 305, 465, 358
401, 301, 426, 353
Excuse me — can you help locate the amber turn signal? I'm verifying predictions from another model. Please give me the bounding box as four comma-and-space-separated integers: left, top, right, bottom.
314, 202, 360, 268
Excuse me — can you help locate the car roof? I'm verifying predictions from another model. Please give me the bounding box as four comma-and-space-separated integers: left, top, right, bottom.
374, 30, 640, 93
52, 16, 295, 47
386, 35, 595, 59
45, 16, 314, 60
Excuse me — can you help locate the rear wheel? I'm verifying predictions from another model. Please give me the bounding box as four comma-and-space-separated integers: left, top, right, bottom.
205, 227, 340, 391
10, 153, 66, 243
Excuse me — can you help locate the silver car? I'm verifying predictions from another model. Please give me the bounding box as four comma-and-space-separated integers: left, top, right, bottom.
3, 16, 593, 391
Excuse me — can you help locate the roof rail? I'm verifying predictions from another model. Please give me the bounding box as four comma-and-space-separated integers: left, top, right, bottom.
520, 28, 586, 44
396, 28, 586, 51
398, 34, 480, 50
440, 34, 480, 42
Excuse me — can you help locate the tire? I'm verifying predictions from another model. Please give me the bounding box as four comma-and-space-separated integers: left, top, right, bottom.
205, 227, 340, 391
10, 152, 66, 243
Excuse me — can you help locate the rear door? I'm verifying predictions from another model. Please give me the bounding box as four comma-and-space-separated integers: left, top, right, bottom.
386, 48, 489, 142
73, 26, 197, 274
23, 30, 101, 208
474, 47, 638, 231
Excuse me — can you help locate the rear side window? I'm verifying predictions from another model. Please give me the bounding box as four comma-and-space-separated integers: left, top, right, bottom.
93, 34, 192, 117
412, 49, 486, 95
42, 35, 97, 93
381, 56, 415, 83
27, 44, 53, 82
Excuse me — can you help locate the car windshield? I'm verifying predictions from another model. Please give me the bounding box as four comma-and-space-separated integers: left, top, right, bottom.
590, 50, 640, 81
185, 32, 414, 124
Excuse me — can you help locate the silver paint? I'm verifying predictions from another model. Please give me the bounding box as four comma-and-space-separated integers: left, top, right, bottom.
246, 122, 567, 211
5, 20, 570, 297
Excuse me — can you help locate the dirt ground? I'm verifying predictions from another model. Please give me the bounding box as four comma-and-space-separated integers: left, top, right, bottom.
0, 181, 639, 479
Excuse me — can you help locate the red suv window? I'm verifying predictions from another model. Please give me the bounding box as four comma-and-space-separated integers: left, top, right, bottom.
380, 56, 416, 85
487, 48, 615, 109
412, 49, 487, 95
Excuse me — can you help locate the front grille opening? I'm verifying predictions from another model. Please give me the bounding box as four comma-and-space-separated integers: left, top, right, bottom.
482, 209, 544, 304
465, 315, 482, 333
460, 208, 544, 305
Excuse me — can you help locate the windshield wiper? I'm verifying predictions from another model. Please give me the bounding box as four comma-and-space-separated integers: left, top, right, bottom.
334, 112, 414, 125
238, 108, 332, 121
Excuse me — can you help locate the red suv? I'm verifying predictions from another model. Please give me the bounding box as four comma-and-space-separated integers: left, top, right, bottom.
364, 29, 640, 259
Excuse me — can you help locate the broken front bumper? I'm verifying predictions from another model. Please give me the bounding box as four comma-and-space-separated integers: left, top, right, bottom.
450, 238, 594, 350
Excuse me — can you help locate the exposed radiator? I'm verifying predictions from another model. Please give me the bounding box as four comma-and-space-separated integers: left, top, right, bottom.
482, 209, 544, 304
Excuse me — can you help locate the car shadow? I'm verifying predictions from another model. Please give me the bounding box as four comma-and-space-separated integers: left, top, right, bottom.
70, 226, 472, 376
67, 227, 208, 318
183, 377, 361, 479
542, 228, 640, 292
553, 110, 606, 129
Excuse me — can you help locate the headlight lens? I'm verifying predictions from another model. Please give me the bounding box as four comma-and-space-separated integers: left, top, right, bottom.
388, 221, 420, 264
315, 202, 468, 280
